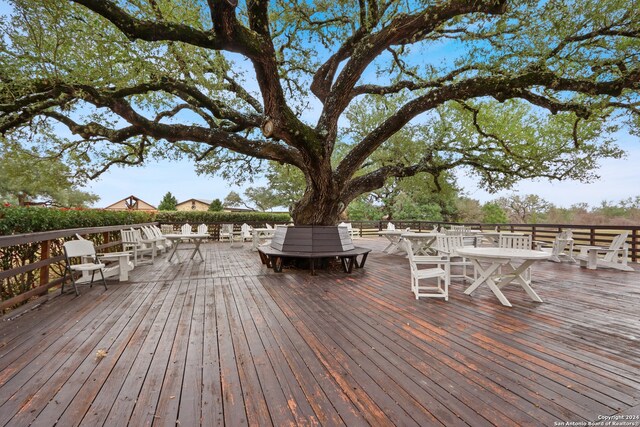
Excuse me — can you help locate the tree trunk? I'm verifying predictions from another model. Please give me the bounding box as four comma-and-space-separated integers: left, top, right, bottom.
290, 184, 345, 225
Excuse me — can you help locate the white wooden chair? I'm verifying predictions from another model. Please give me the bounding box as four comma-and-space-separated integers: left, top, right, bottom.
241, 223, 253, 242
498, 234, 532, 282
386, 222, 395, 230
436, 235, 475, 283
141, 226, 166, 254
338, 222, 359, 238
62, 239, 107, 296
575, 232, 633, 271
197, 224, 208, 234
535, 230, 575, 263
181, 223, 193, 235
404, 240, 450, 301
150, 225, 172, 248
160, 224, 173, 234
219, 224, 234, 242
121, 228, 154, 265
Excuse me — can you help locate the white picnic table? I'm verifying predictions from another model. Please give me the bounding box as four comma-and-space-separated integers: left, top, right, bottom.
164, 233, 209, 262
455, 247, 551, 307
377, 230, 407, 254
400, 232, 440, 255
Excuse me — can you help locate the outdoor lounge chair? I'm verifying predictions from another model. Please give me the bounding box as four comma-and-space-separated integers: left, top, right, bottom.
535, 230, 575, 263
575, 232, 633, 271
405, 239, 450, 301
121, 228, 155, 265
219, 224, 234, 242
62, 239, 108, 296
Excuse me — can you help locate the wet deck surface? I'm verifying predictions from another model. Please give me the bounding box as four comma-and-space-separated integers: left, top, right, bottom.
1, 238, 639, 426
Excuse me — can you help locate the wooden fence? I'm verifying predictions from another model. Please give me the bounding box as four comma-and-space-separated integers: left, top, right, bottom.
1, 220, 638, 313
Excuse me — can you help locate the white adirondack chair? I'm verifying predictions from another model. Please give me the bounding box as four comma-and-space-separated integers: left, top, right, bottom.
405, 240, 450, 301
575, 232, 633, 271
241, 223, 252, 242
181, 223, 193, 235
436, 235, 475, 283
535, 230, 575, 263
219, 224, 234, 242
121, 228, 155, 265
141, 226, 166, 254
197, 224, 208, 234
386, 222, 395, 230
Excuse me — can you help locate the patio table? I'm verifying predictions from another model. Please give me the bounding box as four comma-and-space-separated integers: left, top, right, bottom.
455, 247, 551, 307
377, 230, 406, 254
164, 233, 209, 262
400, 232, 440, 255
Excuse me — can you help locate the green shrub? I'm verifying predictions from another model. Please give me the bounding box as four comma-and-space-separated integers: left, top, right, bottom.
156, 210, 291, 224
0, 206, 155, 235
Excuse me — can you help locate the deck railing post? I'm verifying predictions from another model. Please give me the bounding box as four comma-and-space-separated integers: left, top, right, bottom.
39, 239, 50, 286
632, 229, 638, 263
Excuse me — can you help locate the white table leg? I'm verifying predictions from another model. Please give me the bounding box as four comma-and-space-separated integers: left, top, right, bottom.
191, 238, 204, 261
464, 260, 513, 307
168, 240, 181, 262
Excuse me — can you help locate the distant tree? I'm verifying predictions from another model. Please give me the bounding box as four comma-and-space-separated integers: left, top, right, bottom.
481, 203, 509, 224
0, 143, 98, 207
208, 198, 223, 212
496, 194, 551, 223
455, 197, 483, 223
223, 191, 244, 208
157, 192, 178, 210
244, 187, 278, 212
346, 197, 383, 221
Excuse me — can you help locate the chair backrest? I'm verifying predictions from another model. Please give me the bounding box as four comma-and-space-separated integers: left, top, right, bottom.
499, 234, 532, 250
121, 229, 136, 244
240, 223, 251, 237
436, 235, 465, 254
197, 224, 208, 234
63, 239, 97, 258
604, 232, 629, 262
181, 223, 192, 235
338, 222, 353, 230
160, 224, 173, 234
141, 226, 155, 240
220, 223, 234, 234
265, 223, 273, 229
551, 229, 573, 254
387, 222, 395, 230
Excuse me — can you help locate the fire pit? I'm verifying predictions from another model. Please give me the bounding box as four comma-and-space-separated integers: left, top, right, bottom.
258, 225, 371, 274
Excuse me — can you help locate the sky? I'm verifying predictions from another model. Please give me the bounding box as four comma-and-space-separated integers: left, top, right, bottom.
3, 1, 639, 210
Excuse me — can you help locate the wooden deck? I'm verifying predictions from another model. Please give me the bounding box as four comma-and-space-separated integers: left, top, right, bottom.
1, 238, 639, 426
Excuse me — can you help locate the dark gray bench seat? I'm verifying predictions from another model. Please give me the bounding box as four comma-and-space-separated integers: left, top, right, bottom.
258, 246, 371, 275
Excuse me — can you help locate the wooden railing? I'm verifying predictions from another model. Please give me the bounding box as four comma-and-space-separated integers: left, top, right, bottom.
347, 220, 640, 262
0, 222, 157, 312
2, 220, 638, 312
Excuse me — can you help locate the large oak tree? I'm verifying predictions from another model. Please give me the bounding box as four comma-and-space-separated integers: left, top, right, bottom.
1, 0, 638, 224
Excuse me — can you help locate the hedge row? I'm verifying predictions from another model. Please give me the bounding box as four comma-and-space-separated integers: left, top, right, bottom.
155, 210, 291, 224
0, 207, 155, 235
0, 207, 293, 236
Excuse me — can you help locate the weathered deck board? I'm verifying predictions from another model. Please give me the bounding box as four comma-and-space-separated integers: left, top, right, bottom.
1, 238, 639, 426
